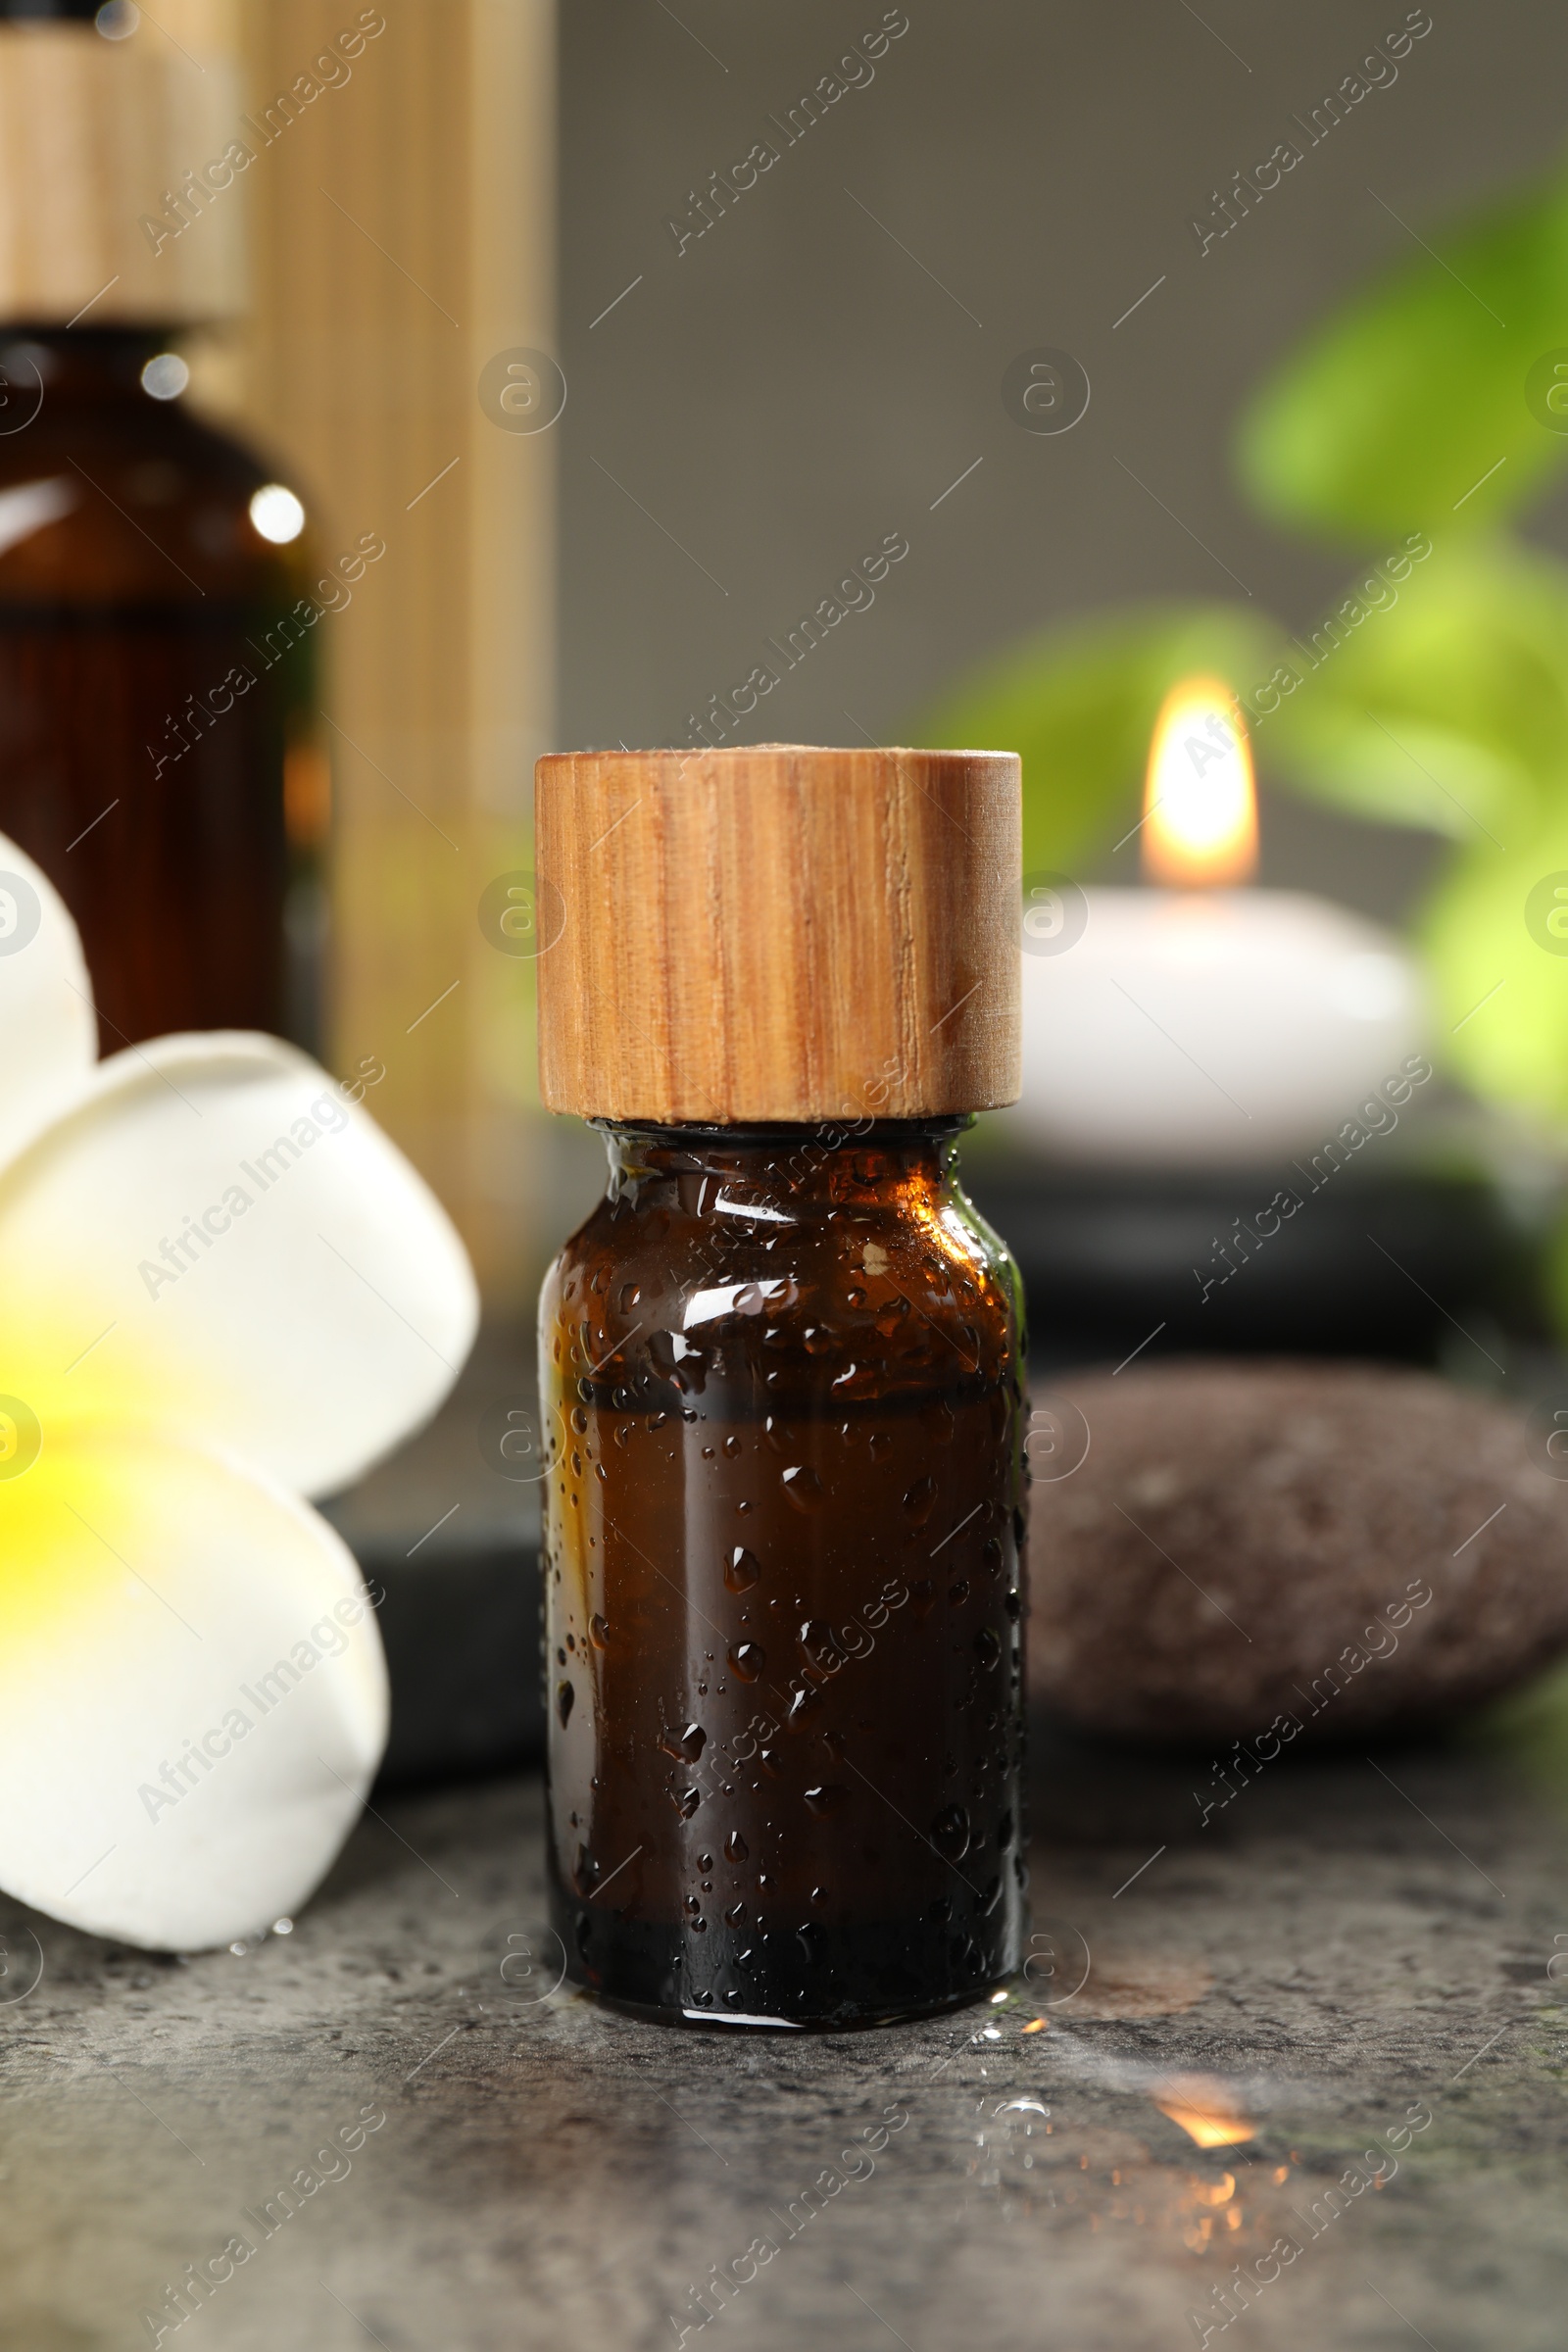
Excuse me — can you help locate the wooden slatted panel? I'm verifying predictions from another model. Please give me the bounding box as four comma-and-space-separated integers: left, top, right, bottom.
229, 0, 555, 1307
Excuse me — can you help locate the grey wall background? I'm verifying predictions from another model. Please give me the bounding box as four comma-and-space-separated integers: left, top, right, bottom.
558, 0, 1568, 924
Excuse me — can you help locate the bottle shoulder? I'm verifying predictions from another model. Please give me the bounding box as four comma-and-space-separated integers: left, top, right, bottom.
0, 397, 309, 606
541, 1170, 1021, 1409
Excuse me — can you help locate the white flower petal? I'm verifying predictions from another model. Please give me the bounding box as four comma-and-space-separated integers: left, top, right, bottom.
0, 1031, 478, 1496
0, 1428, 386, 1950
0, 831, 95, 1163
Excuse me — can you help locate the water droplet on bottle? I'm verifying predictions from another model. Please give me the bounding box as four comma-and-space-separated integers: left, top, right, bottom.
930, 1803, 970, 1859
1005, 1588, 1022, 1622
903, 1475, 937, 1523
804, 1785, 846, 1819
660, 1721, 707, 1761
782, 1465, 823, 1512
731, 1641, 764, 1683
725, 1901, 746, 1927
787, 1685, 822, 1731
571, 1405, 588, 1435
797, 1921, 825, 1963
556, 1680, 574, 1728
723, 1433, 743, 1458
589, 1612, 610, 1648
975, 1627, 1002, 1669
798, 1618, 841, 1672
868, 1431, 892, 1461
673, 1786, 702, 1819
725, 1831, 749, 1863
724, 1545, 761, 1593
618, 1282, 641, 1311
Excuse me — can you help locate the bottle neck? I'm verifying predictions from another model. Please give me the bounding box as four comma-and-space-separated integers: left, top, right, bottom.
593, 1116, 971, 1211
0, 327, 175, 404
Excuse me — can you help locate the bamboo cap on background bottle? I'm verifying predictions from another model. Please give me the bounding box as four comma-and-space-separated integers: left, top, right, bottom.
535, 744, 1021, 1125
0, 7, 244, 325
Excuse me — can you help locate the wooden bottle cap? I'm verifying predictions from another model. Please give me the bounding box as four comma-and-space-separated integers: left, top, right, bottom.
536, 745, 1020, 1125
0, 18, 245, 326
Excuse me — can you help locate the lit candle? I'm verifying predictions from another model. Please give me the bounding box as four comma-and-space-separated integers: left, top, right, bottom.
1014, 676, 1428, 1167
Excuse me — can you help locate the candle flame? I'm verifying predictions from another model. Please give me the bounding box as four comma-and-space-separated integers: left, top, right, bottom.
1142, 675, 1258, 888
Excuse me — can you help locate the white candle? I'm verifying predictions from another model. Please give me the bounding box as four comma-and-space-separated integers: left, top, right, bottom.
1012, 677, 1429, 1169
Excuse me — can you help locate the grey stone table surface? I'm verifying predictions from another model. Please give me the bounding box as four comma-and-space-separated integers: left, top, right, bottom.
7, 1706, 1568, 2352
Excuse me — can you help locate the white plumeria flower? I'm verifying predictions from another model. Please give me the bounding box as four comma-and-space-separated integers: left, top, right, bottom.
0, 837, 477, 1952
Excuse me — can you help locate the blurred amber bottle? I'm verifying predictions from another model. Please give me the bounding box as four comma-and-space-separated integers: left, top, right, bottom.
0, 0, 325, 1051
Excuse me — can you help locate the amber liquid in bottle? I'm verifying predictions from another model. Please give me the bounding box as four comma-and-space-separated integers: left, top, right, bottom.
0, 328, 320, 1051
540, 1118, 1027, 2028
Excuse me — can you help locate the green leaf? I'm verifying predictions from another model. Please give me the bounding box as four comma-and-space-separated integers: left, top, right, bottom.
1463, 1652, 1568, 1786
1236, 169, 1568, 544
1544, 1213, 1568, 1351
920, 602, 1281, 877
1264, 537, 1568, 845
1417, 804, 1568, 1124
1277, 535, 1568, 1133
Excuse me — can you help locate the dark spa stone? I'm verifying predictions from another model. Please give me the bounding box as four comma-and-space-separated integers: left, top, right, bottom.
1028, 1358, 1568, 1742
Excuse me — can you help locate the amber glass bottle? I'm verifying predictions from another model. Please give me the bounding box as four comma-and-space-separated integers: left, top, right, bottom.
540, 1115, 1026, 2023
536, 745, 1025, 2027
0, 3, 321, 1050
0, 327, 318, 1049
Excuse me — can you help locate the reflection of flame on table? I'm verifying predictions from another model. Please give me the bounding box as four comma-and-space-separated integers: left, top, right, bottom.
1188, 2170, 1236, 2206
1180, 2167, 1244, 2254
971, 2091, 1299, 2261
1152, 2073, 1256, 2147
969, 2029, 1315, 2260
